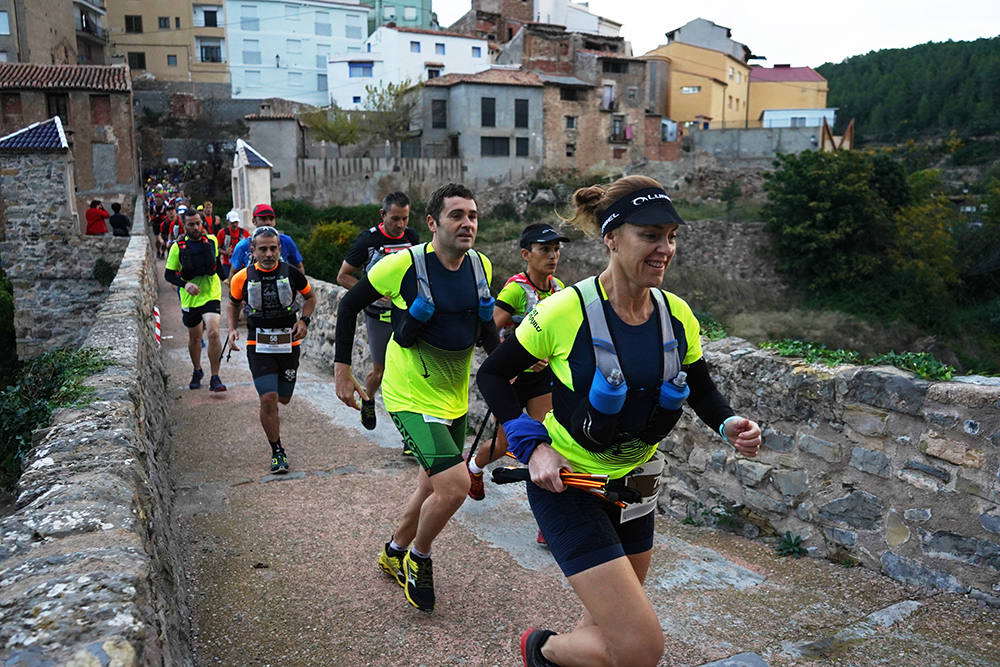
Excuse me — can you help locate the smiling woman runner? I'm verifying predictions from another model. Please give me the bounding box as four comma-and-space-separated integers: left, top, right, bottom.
477, 175, 763, 667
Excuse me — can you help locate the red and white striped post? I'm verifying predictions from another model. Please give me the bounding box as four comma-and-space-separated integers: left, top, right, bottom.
153, 306, 161, 347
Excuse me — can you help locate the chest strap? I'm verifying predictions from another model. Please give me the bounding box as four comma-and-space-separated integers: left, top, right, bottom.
409, 242, 492, 306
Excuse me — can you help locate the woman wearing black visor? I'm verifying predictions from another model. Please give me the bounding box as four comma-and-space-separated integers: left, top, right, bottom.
477, 175, 762, 667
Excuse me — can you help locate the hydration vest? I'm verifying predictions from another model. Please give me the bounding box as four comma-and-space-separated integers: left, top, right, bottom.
575, 276, 681, 392
408, 243, 492, 314
504, 272, 561, 324
176, 235, 217, 279
245, 262, 295, 320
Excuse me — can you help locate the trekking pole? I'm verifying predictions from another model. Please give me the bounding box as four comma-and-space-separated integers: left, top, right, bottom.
219, 336, 230, 364
490, 467, 641, 508
468, 409, 493, 459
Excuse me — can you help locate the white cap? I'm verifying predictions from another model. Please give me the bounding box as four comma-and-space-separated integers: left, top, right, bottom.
176, 205, 189, 216
226, 210, 241, 223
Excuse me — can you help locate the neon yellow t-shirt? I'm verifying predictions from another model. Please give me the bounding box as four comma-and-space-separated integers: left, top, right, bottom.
165, 235, 221, 310
515, 280, 702, 478
367, 243, 493, 420
496, 275, 565, 319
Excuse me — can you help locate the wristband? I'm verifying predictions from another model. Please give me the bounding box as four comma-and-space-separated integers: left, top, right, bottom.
299, 315, 311, 325
719, 415, 740, 446
502, 414, 551, 464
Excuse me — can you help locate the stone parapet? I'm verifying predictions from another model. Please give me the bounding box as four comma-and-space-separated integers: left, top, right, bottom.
0, 234, 192, 664
297, 278, 374, 384
659, 337, 1000, 604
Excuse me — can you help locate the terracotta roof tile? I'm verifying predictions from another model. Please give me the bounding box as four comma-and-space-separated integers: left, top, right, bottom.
424, 68, 543, 87
0, 117, 69, 151
0, 62, 131, 92
390, 25, 484, 40
750, 65, 825, 82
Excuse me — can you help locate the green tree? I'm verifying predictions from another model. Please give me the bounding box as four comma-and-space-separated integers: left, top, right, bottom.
361, 79, 421, 154
300, 221, 360, 284
300, 108, 360, 155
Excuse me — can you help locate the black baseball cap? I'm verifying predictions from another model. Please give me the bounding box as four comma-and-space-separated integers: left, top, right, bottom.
519, 223, 570, 249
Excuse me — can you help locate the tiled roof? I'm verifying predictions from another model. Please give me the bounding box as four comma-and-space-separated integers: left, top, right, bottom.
424, 68, 542, 87
538, 74, 592, 87
237, 139, 273, 168
0, 117, 68, 151
750, 65, 825, 82
390, 25, 484, 41
0, 62, 130, 92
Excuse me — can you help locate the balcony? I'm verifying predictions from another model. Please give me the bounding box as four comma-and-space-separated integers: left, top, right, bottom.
75, 15, 109, 42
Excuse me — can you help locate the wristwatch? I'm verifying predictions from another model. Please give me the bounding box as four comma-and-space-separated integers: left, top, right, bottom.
299, 315, 311, 325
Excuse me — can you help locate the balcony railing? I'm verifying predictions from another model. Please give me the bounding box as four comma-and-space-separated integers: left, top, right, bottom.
75, 15, 109, 40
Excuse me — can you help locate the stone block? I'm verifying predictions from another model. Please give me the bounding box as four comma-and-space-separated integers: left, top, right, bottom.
880, 551, 968, 593
897, 469, 946, 492
688, 447, 711, 473
771, 469, 809, 498
710, 450, 728, 473
823, 525, 856, 546
795, 501, 814, 521
926, 411, 959, 428
963, 420, 980, 435
904, 508, 932, 522
762, 427, 793, 452
843, 405, 888, 437
921, 436, 985, 469
926, 381, 1000, 409
981, 513, 1000, 535
920, 530, 1000, 570
849, 446, 891, 479
733, 459, 771, 487
886, 511, 910, 547
848, 367, 928, 416
818, 490, 883, 530
903, 460, 950, 483
743, 488, 788, 515
798, 433, 841, 463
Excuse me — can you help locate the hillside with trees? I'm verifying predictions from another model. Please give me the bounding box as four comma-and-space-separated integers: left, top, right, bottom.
817, 37, 1000, 140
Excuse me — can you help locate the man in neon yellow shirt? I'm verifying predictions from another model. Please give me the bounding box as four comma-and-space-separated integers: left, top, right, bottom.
164, 208, 227, 392
333, 183, 499, 612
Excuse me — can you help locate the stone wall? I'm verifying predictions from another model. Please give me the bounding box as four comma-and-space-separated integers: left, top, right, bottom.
690, 126, 820, 160
0, 150, 129, 360
297, 278, 374, 384
660, 337, 1000, 604
0, 233, 192, 663
284, 157, 465, 206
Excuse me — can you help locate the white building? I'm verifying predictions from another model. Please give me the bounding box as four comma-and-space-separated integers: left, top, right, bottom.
760, 108, 836, 128
533, 0, 621, 36
328, 25, 489, 109
225, 0, 370, 106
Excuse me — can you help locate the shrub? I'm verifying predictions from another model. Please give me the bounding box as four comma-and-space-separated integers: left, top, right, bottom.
300, 221, 361, 284
760, 338, 956, 380
92, 258, 117, 287
694, 311, 727, 341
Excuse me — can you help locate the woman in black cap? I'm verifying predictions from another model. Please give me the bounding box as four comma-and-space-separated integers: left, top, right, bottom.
477, 175, 762, 667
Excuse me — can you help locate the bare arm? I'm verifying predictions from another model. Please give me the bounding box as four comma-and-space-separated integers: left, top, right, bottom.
337, 260, 360, 289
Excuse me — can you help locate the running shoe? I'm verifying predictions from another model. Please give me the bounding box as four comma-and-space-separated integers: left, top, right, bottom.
402, 551, 435, 611
536, 529, 547, 546
466, 454, 485, 501
209, 375, 227, 392
270, 450, 289, 474
189, 368, 204, 390
378, 542, 406, 587
360, 398, 377, 430
520, 628, 557, 667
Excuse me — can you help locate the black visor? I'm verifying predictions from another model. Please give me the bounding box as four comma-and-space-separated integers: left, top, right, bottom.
599, 187, 685, 236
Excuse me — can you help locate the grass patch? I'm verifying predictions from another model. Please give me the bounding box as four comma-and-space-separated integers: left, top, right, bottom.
760, 338, 955, 381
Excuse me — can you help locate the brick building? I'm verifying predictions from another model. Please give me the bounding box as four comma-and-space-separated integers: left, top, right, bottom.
0, 62, 138, 229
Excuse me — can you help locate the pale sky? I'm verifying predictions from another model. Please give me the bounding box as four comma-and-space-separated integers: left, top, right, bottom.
432, 0, 1000, 68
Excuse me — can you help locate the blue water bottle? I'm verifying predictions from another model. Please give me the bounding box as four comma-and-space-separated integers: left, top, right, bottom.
589, 368, 627, 415
659, 371, 689, 410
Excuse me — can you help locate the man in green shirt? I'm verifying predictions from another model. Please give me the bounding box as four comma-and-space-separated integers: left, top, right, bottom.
164, 208, 227, 392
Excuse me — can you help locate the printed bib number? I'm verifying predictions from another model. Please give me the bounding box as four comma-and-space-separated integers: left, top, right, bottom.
620, 451, 665, 523
256, 327, 293, 354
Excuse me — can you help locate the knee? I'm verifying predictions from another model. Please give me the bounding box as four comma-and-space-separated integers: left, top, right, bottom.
260, 393, 279, 409
610, 627, 663, 667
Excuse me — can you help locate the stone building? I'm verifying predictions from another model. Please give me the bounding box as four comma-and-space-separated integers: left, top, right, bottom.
0, 0, 109, 66
0, 62, 139, 230
0, 116, 128, 359
231, 138, 272, 225
420, 68, 544, 186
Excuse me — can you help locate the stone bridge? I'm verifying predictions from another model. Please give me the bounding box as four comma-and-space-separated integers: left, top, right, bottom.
0, 219, 998, 664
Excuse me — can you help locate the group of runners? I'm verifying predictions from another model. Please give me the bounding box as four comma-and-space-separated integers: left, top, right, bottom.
154, 176, 763, 667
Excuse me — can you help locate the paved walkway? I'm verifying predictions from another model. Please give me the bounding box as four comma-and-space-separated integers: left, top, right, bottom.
157, 274, 1000, 667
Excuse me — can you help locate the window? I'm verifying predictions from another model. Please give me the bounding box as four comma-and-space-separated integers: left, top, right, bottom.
90, 95, 111, 125
349, 62, 373, 77
383, 6, 395, 19
736, 71, 742, 83
158, 16, 170, 29
404, 6, 417, 20
287, 39, 301, 54
727, 95, 732, 109
410, 41, 421, 53
728, 66, 734, 80
481, 97, 495, 127
175, 17, 181, 28
602, 60, 627, 74
127, 51, 146, 69
243, 40, 260, 64
317, 74, 327, 91
681, 86, 701, 94
431, 99, 447, 128
46, 93, 69, 123
241, 5, 258, 31
352, 95, 361, 103
514, 99, 528, 128
481, 137, 509, 156
0, 11, 8, 35
204, 10, 218, 27
124, 15, 143, 33
289, 71, 303, 86
345, 14, 362, 39
2, 93, 21, 123
471, 46, 481, 58
0, 52, 7, 62
565, 115, 577, 129
198, 38, 223, 62
167, 54, 178, 66
627, 87, 638, 102
791, 116, 807, 127
316, 45, 329, 69
246, 70, 261, 86
315, 11, 330, 36
516, 137, 529, 157
560, 87, 578, 101
565, 142, 575, 157
435, 43, 445, 55
347, 46, 360, 53
286, 4, 298, 19
426, 69, 440, 78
